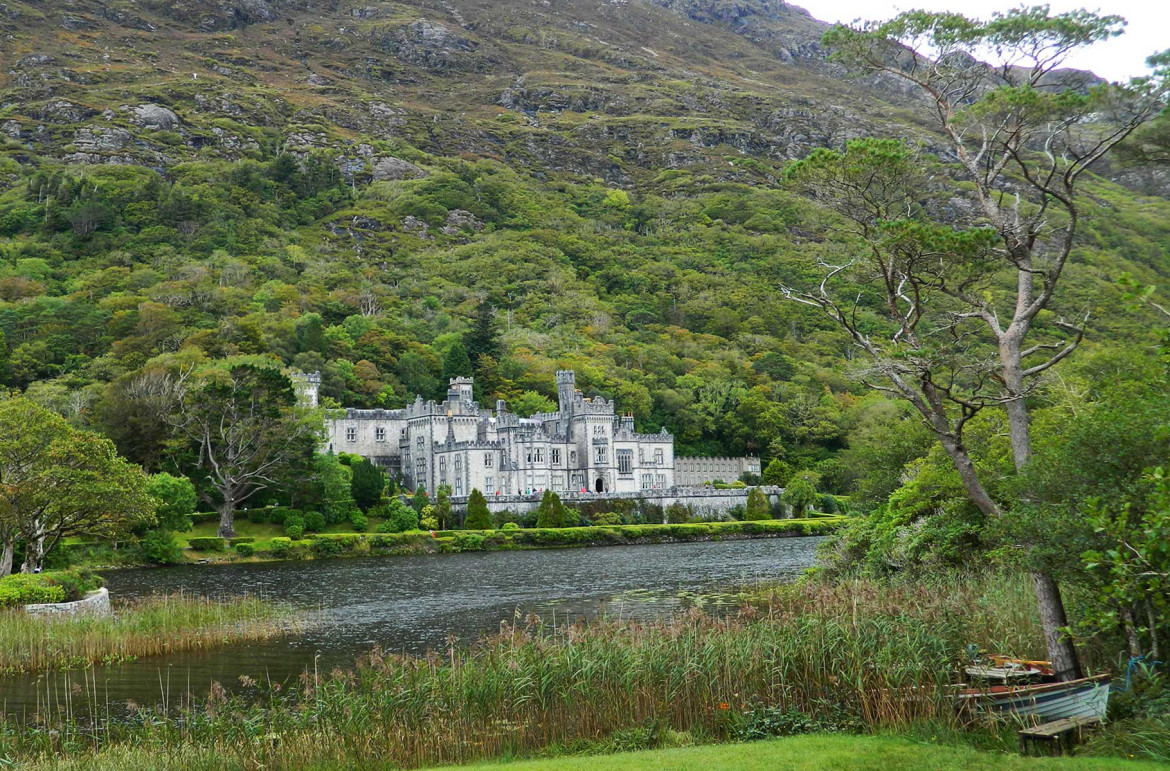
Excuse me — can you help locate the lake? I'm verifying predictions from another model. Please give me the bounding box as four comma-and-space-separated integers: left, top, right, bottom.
2, 537, 821, 716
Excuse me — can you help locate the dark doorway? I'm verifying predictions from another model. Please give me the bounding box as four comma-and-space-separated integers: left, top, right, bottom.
594, 477, 604, 493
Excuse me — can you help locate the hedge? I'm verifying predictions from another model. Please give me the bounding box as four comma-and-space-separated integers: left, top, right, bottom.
187, 537, 227, 552
0, 569, 103, 608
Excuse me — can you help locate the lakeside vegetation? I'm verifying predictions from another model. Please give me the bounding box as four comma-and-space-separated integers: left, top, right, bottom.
2, 571, 1163, 769
0, 593, 297, 675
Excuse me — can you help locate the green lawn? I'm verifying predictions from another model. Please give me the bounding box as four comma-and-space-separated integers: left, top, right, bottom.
429, 736, 1160, 771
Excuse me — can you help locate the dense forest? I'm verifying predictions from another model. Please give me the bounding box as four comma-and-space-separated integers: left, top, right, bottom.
0, 0, 1168, 563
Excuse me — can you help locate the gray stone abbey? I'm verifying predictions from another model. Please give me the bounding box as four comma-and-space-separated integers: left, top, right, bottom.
304, 370, 759, 501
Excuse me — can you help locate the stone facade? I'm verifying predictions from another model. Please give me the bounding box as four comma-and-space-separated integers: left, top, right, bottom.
315, 369, 761, 502
324, 371, 675, 496
674, 456, 761, 487
466, 486, 783, 518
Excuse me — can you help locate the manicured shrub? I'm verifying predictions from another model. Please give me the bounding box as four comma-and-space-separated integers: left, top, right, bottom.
455, 533, 485, 551
309, 537, 344, 558
261, 507, 301, 525
375, 498, 419, 533
284, 515, 305, 537
228, 537, 256, 546
350, 511, 369, 531
591, 512, 622, 526
819, 494, 839, 514
235, 543, 255, 557
268, 538, 302, 559
419, 514, 439, 530
463, 489, 494, 530
188, 537, 227, 552
304, 511, 326, 532
666, 502, 690, 524
501, 521, 520, 532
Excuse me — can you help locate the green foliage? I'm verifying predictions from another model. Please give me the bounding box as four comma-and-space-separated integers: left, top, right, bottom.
235, 542, 255, 557
145, 473, 198, 532
303, 511, 326, 532
284, 515, 305, 539
501, 521, 521, 532
535, 490, 565, 528
780, 475, 819, 516
0, 569, 98, 607
744, 488, 771, 521
463, 489, 494, 530
349, 511, 369, 532
138, 529, 183, 565
350, 459, 385, 513
665, 502, 690, 524
375, 498, 420, 533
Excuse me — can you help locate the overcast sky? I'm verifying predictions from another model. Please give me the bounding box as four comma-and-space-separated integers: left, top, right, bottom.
803, 0, 1168, 82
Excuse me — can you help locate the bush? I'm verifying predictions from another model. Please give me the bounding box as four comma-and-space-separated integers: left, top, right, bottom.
228, 536, 255, 546
235, 543, 255, 557
744, 488, 772, 521
285, 523, 304, 540
188, 537, 227, 552
819, 494, 839, 514
284, 515, 305, 535
309, 537, 344, 558
666, 502, 690, 524
350, 511, 369, 531
0, 570, 102, 608
591, 512, 622, 526
304, 511, 327, 532
268, 537, 304, 559
253, 507, 300, 525
501, 521, 520, 532
375, 498, 419, 533
139, 530, 183, 564
419, 514, 439, 530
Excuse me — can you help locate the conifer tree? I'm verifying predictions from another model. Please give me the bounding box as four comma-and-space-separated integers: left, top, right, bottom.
350, 458, 385, 513
463, 489, 493, 530
744, 487, 771, 521
442, 340, 473, 382
536, 490, 559, 528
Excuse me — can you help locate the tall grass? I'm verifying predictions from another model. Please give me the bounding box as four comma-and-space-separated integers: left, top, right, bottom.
2, 572, 1064, 770
0, 594, 297, 675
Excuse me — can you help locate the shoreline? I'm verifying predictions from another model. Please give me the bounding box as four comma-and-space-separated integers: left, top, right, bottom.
79, 518, 845, 571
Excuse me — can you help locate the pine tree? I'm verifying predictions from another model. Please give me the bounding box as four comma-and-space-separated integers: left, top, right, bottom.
350, 458, 385, 513
744, 487, 771, 521
552, 493, 574, 527
411, 487, 429, 513
442, 340, 473, 383
463, 489, 493, 530
535, 490, 558, 528
465, 302, 500, 369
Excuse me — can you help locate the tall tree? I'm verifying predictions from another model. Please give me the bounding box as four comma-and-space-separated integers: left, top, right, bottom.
465, 302, 501, 370
145, 472, 197, 531
792, 10, 1169, 680
463, 489, 494, 530
0, 396, 154, 574
441, 340, 473, 383
168, 363, 321, 538
351, 458, 385, 513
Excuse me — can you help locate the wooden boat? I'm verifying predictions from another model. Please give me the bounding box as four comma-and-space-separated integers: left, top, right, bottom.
965, 655, 1054, 683
958, 674, 1111, 722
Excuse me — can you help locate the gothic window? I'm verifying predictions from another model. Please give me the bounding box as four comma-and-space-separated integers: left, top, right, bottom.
551, 448, 561, 465
570, 450, 577, 464
455, 479, 463, 496
656, 474, 667, 488
641, 474, 653, 490
346, 426, 357, 442
375, 426, 386, 442
455, 455, 462, 474
534, 448, 544, 463
416, 436, 425, 450
617, 450, 632, 474
484, 453, 493, 468
595, 446, 606, 464
593, 424, 604, 436
415, 458, 425, 479
526, 448, 533, 463
440, 457, 448, 471
654, 448, 664, 465
485, 476, 495, 493
552, 477, 563, 491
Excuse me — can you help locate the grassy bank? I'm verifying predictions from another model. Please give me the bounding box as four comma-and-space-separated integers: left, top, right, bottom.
5, 571, 1136, 769
24, 734, 1164, 771
0, 594, 297, 675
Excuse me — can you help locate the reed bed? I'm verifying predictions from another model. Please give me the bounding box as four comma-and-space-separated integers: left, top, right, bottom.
2, 572, 1060, 770
0, 594, 297, 675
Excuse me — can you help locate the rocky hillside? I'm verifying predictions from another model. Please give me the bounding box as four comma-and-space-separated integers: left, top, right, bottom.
0, 0, 937, 182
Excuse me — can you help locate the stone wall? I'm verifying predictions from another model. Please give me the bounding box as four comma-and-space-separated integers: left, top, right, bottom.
24, 587, 111, 617
455, 486, 782, 518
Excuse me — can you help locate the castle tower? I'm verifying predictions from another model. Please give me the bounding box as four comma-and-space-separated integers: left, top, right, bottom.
447, 376, 474, 403
556, 370, 576, 413
291, 371, 321, 408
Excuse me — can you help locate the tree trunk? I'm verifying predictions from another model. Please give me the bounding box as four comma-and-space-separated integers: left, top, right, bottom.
938, 435, 1001, 518
217, 499, 237, 539
1121, 605, 1144, 659
0, 538, 13, 578
20, 535, 44, 574
1033, 571, 1083, 681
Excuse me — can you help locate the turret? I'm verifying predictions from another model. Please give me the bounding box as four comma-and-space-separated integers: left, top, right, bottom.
447, 376, 474, 404
556, 370, 576, 413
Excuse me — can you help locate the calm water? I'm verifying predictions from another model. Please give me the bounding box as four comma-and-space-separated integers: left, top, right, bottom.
2, 538, 821, 715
